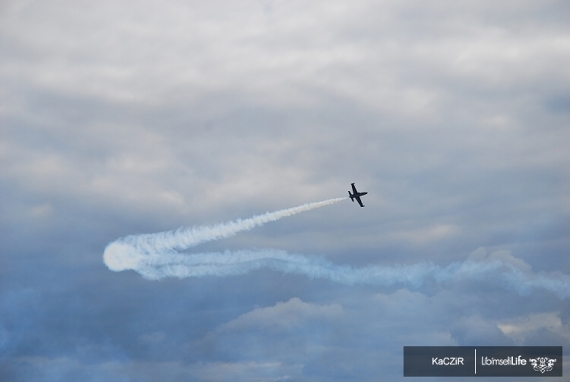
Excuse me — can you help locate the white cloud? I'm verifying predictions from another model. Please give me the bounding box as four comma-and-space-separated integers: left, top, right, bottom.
468, 248, 533, 273
391, 224, 459, 244
220, 297, 343, 333
498, 312, 570, 344
28, 203, 54, 218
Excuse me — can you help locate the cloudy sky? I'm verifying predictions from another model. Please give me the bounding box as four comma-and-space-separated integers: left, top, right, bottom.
1, 0, 569, 380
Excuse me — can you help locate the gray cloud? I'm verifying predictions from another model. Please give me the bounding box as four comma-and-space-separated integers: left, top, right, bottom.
1, 0, 569, 380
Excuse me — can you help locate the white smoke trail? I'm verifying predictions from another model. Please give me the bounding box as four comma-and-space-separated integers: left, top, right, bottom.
104, 198, 345, 272
104, 247, 570, 299
103, 198, 570, 299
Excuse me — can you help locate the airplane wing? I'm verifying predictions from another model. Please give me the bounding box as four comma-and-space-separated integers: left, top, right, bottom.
355, 196, 364, 207
351, 183, 358, 194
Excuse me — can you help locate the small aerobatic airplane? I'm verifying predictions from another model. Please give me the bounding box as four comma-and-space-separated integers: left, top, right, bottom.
348, 183, 368, 207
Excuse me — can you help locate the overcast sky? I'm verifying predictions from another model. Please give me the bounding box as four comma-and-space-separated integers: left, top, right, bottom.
1, 0, 569, 381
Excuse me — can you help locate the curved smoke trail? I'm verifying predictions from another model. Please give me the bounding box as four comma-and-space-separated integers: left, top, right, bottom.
104, 198, 345, 271
103, 198, 570, 299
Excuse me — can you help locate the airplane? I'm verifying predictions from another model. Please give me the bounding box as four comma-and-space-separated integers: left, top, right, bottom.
348, 183, 367, 207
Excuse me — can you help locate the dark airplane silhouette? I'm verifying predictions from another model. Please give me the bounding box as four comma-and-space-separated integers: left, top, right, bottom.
348, 183, 367, 207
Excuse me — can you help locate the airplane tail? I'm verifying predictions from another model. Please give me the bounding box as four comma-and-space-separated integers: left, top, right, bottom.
348, 191, 354, 201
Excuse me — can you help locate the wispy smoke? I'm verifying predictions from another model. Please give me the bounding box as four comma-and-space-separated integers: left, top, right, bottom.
104, 198, 345, 272
103, 199, 570, 299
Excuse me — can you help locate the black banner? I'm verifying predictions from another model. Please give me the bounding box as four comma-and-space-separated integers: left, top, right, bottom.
404, 346, 562, 377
